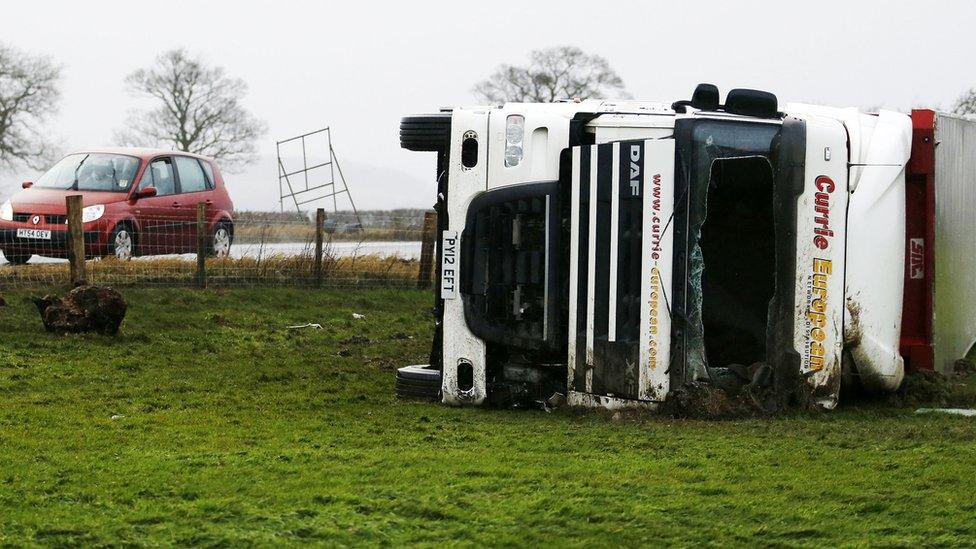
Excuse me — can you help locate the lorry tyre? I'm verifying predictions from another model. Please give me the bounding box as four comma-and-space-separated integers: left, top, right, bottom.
395, 364, 442, 401
400, 114, 451, 152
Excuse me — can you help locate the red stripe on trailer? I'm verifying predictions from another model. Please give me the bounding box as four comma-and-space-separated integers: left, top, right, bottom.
899, 109, 936, 371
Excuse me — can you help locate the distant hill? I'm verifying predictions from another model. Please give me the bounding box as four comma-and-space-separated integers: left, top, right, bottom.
236, 208, 430, 230
226, 154, 436, 212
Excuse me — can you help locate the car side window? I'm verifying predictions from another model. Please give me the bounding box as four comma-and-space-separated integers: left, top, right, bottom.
139, 158, 176, 196
175, 156, 208, 194
199, 160, 216, 190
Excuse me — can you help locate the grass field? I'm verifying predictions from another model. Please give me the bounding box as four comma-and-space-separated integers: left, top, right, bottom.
1, 288, 975, 546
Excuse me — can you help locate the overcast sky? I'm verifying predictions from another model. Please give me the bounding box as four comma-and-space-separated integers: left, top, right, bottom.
2, 0, 974, 211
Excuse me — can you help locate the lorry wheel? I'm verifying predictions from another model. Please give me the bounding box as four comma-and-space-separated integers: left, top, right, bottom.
400, 114, 451, 152
395, 364, 442, 401
2, 252, 31, 266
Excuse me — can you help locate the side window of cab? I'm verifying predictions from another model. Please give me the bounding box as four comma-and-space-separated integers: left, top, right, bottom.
138, 158, 176, 196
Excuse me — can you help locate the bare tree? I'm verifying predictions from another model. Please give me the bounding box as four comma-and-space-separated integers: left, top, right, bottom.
953, 87, 976, 117
116, 49, 266, 170
473, 46, 628, 103
0, 43, 60, 170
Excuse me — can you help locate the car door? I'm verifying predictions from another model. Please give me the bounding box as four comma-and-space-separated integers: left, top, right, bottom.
172, 156, 213, 253
133, 157, 181, 255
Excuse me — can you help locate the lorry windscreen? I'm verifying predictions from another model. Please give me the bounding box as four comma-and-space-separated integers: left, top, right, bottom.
675, 120, 782, 383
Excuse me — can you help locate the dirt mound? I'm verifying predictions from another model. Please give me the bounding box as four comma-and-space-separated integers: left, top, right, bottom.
32, 285, 127, 335
658, 358, 835, 419
660, 382, 759, 419
660, 378, 797, 419
887, 369, 952, 408
954, 359, 976, 378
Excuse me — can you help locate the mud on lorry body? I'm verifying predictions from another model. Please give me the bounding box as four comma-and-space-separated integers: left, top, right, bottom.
397, 84, 976, 411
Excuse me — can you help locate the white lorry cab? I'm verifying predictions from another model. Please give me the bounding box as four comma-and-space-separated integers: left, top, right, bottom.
396, 84, 976, 412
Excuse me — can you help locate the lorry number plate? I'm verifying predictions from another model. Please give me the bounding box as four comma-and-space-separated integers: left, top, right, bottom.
441, 230, 458, 299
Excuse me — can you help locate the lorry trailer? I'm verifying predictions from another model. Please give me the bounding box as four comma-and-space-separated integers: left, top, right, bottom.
396, 84, 976, 411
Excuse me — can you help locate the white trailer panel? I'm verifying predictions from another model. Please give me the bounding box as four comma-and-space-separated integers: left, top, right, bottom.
934, 113, 976, 373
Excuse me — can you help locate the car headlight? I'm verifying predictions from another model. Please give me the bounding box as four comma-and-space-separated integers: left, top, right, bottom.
0, 201, 12, 222
82, 204, 105, 223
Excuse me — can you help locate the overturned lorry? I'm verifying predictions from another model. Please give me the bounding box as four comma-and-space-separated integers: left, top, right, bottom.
397, 84, 976, 411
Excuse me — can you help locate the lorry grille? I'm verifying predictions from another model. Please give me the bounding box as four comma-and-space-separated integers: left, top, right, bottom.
469, 197, 547, 339
460, 182, 562, 352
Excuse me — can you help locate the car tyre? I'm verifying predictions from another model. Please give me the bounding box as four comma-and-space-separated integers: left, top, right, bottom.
2, 252, 31, 266
209, 221, 233, 258
400, 114, 451, 152
109, 224, 136, 261
395, 364, 442, 401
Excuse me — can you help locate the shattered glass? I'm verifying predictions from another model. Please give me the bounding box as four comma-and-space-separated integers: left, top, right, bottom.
680, 121, 780, 380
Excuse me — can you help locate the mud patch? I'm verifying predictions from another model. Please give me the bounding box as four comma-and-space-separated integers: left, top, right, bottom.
208, 313, 234, 327
32, 285, 127, 335
659, 381, 809, 419
886, 370, 952, 408
954, 359, 976, 378
660, 360, 829, 419
844, 298, 862, 346
660, 382, 761, 419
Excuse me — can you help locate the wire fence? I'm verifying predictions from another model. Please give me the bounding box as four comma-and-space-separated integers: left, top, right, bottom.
0, 201, 438, 290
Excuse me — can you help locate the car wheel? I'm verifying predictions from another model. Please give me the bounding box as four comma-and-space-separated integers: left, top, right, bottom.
2, 252, 31, 266
400, 114, 451, 152
211, 221, 233, 258
395, 365, 442, 401
109, 224, 135, 261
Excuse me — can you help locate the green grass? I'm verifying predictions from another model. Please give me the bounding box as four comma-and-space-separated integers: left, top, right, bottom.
0, 252, 423, 289
1, 288, 975, 546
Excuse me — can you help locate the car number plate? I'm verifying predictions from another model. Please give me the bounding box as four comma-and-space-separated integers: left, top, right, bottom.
441, 230, 458, 299
16, 228, 52, 240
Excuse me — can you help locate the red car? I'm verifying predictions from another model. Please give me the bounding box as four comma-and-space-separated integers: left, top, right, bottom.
0, 148, 235, 264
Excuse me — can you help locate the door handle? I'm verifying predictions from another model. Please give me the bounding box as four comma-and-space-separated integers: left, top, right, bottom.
171, 202, 181, 208
205, 200, 213, 205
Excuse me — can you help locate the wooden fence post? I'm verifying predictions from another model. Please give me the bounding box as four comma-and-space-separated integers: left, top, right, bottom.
314, 208, 325, 288
417, 210, 437, 289
196, 202, 207, 288
65, 195, 87, 287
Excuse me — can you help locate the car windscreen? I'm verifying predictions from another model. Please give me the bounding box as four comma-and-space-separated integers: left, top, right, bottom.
35, 153, 141, 192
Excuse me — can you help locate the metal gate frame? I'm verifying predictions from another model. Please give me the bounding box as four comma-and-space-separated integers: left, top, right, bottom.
276, 127, 362, 226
